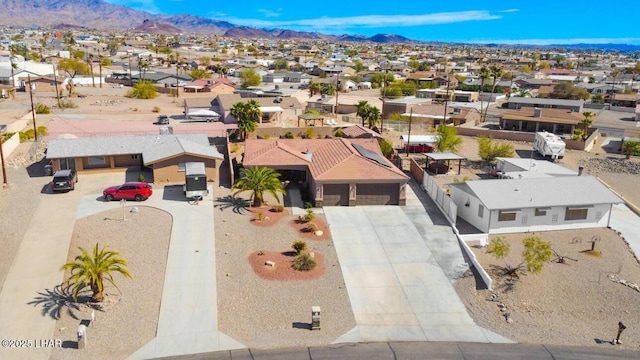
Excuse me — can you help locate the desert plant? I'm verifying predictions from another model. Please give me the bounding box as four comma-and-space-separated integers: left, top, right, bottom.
23, 129, 35, 139
271, 204, 284, 213
35, 102, 51, 114
477, 136, 514, 163
306, 222, 319, 233
36, 126, 48, 137
58, 99, 78, 109
232, 167, 286, 207
522, 236, 552, 274
292, 240, 307, 254
61, 243, 132, 302
127, 81, 158, 99
304, 208, 316, 223
292, 252, 317, 271
304, 202, 313, 209
152, 106, 161, 113
334, 128, 344, 137
137, 174, 146, 182
283, 131, 294, 139
1, 132, 15, 144
18, 132, 28, 143
263, 133, 271, 139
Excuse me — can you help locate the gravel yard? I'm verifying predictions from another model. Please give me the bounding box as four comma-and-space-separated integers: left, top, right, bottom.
214, 187, 355, 349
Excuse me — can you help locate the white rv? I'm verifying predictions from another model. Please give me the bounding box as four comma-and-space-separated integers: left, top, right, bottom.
533, 131, 565, 161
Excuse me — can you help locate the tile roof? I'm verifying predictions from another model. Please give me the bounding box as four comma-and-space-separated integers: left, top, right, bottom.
341, 124, 382, 138
499, 108, 584, 124
243, 138, 408, 183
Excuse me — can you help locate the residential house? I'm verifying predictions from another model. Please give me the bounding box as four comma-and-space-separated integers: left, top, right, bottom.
46, 133, 224, 184
183, 78, 235, 94
499, 107, 583, 134
242, 138, 409, 206
449, 176, 622, 234
503, 97, 584, 112
611, 93, 640, 108
213, 93, 303, 124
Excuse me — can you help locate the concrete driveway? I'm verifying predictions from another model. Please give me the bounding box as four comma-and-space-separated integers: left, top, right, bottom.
325, 187, 512, 344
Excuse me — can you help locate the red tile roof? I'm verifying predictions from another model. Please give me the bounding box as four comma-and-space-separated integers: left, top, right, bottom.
243, 138, 408, 182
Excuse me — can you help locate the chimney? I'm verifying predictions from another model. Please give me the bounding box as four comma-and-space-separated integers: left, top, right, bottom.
578, 166, 584, 176
533, 107, 542, 117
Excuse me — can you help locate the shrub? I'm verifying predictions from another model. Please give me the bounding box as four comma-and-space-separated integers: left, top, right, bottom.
58, 99, 78, 109
137, 174, 146, 182
36, 126, 48, 137
292, 252, 317, 271
230, 143, 240, 153
303, 208, 315, 223
18, 132, 29, 143
306, 222, 318, 233
35, 103, 51, 114
283, 131, 294, 139
304, 202, 313, 209
291, 240, 307, 254
152, 106, 161, 113
2, 132, 15, 144
303, 127, 315, 139
334, 128, 344, 137
23, 129, 35, 140
271, 204, 284, 213
127, 81, 158, 99
263, 133, 271, 139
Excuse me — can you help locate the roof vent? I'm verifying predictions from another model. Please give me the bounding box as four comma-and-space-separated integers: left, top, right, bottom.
533, 107, 542, 117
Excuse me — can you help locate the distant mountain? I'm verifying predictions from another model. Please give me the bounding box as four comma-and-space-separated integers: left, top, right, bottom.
133, 19, 181, 35
0, 0, 417, 43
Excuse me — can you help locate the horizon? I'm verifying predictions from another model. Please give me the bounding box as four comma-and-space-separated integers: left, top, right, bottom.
103, 1, 640, 46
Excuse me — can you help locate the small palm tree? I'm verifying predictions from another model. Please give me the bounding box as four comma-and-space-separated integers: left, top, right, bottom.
622, 140, 639, 159
61, 243, 132, 302
232, 167, 286, 207
356, 100, 369, 126
365, 105, 381, 129
580, 111, 594, 141
246, 99, 262, 122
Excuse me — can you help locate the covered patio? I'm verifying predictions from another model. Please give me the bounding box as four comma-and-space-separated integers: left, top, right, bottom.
297, 113, 325, 127
424, 153, 467, 175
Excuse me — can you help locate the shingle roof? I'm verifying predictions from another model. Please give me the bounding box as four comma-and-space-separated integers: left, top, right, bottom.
47, 134, 223, 164
450, 176, 622, 210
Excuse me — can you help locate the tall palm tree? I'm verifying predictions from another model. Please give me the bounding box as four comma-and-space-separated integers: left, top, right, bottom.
580, 111, 594, 141
482, 65, 503, 123
478, 66, 490, 122
232, 166, 286, 207
246, 99, 262, 122
61, 243, 132, 302
356, 100, 369, 126
88, 54, 95, 88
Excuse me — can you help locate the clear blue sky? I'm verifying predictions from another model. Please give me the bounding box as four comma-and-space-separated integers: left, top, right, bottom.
105, 1, 640, 45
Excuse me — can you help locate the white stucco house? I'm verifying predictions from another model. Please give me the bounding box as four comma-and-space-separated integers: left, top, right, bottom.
450, 176, 623, 234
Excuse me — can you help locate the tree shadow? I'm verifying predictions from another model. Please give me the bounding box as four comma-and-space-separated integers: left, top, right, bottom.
594, 338, 613, 345
27, 284, 92, 320
292, 322, 311, 330
214, 195, 249, 214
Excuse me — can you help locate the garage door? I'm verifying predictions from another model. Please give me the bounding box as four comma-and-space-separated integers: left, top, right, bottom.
322, 184, 349, 206
356, 183, 399, 205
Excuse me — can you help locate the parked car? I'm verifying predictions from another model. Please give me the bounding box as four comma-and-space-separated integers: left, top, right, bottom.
103, 182, 153, 201
51, 169, 78, 192
405, 144, 435, 153
154, 115, 170, 125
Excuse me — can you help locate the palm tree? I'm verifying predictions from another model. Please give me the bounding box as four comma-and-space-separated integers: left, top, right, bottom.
246, 99, 262, 122
365, 105, 381, 129
482, 65, 503, 123
308, 81, 321, 97
232, 166, 286, 207
61, 243, 132, 302
356, 100, 369, 126
580, 111, 594, 141
622, 140, 639, 159
88, 54, 95, 88
478, 66, 490, 122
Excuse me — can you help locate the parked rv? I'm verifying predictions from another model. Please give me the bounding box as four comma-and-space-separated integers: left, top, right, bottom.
533, 131, 566, 161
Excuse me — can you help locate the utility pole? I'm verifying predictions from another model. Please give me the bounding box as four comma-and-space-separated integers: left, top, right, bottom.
127, 51, 133, 87
52, 64, 61, 108
27, 74, 37, 138
442, 74, 450, 128
406, 107, 413, 157
334, 69, 339, 116
176, 62, 180, 98
0, 130, 7, 186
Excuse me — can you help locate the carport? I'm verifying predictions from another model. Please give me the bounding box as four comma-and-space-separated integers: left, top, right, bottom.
424, 153, 466, 175
297, 113, 324, 127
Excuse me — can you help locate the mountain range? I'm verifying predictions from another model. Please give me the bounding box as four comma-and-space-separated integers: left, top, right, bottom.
0, 0, 412, 43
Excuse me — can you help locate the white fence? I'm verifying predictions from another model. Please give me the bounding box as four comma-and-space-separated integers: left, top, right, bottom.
420, 171, 493, 290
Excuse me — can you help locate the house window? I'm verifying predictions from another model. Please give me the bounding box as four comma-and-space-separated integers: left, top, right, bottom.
565, 207, 588, 221
130, 154, 139, 160
88, 157, 105, 165
498, 210, 517, 222
178, 162, 186, 172
478, 205, 484, 218
535, 208, 548, 216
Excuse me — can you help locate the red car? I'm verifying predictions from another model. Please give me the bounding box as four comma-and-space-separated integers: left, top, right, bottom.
103, 182, 153, 201
405, 144, 434, 153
